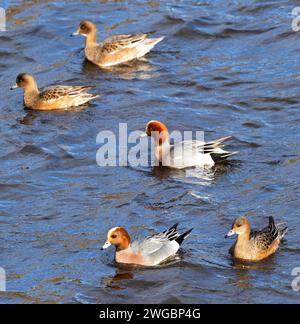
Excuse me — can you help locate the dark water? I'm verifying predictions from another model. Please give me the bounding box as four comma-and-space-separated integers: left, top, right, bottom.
0, 0, 300, 304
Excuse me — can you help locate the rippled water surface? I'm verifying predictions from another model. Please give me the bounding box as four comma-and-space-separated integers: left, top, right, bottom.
0, 0, 300, 304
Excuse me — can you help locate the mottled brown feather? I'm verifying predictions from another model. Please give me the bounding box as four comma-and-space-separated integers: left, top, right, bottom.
76, 21, 164, 67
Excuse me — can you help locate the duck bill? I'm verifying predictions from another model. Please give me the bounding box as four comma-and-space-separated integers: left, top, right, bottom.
10, 84, 18, 90
101, 241, 111, 250
225, 229, 235, 239
71, 31, 80, 37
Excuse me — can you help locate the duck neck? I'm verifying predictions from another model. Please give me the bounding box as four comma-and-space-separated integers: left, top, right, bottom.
116, 237, 130, 252
85, 32, 97, 47
236, 230, 251, 249
154, 134, 170, 163
23, 83, 39, 106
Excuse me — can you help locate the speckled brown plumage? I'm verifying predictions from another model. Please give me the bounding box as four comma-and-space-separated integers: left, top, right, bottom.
101, 33, 148, 54
74, 20, 164, 67
39, 86, 95, 101
226, 216, 288, 262
12, 74, 99, 111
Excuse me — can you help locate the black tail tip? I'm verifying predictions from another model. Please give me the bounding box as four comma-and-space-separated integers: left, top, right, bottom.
268, 216, 275, 225
176, 228, 193, 245
169, 223, 179, 231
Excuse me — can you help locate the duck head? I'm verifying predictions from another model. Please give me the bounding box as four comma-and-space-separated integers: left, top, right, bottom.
225, 217, 251, 238
102, 227, 131, 251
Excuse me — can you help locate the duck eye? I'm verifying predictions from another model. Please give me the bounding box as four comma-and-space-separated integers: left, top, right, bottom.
81, 25, 86, 31
237, 224, 242, 228
111, 234, 117, 239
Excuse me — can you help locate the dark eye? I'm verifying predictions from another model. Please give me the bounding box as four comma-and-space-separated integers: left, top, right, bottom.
111, 234, 117, 239
237, 224, 242, 228
81, 25, 86, 30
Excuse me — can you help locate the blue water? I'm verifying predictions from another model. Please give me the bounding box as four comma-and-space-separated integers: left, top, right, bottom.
0, 0, 299, 304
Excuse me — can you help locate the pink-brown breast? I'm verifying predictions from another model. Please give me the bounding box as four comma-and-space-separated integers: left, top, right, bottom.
116, 250, 146, 265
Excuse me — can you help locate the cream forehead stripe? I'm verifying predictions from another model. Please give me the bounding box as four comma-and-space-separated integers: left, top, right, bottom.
146, 120, 157, 127
107, 227, 120, 237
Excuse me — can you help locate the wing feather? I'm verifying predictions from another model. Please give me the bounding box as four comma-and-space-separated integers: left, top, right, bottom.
101, 33, 149, 54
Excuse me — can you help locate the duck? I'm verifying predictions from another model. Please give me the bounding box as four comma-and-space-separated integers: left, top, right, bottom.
72, 20, 164, 68
101, 224, 193, 266
11, 73, 99, 111
225, 216, 288, 262
142, 120, 238, 169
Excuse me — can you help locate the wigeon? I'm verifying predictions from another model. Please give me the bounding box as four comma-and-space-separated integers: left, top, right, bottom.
11, 73, 99, 111
225, 216, 288, 262
72, 20, 164, 68
143, 120, 238, 169
101, 224, 193, 266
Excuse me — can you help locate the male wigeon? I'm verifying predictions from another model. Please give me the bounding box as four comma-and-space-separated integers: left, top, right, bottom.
101, 224, 193, 266
11, 73, 99, 111
72, 20, 164, 68
225, 216, 288, 262
143, 120, 238, 169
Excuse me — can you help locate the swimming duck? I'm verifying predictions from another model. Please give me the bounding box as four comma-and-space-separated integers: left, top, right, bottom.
72, 20, 164, 68
101, 224, 193, 266
225, 216, 288, 262
11, 73, 99, 111
143, 120, 237, 169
